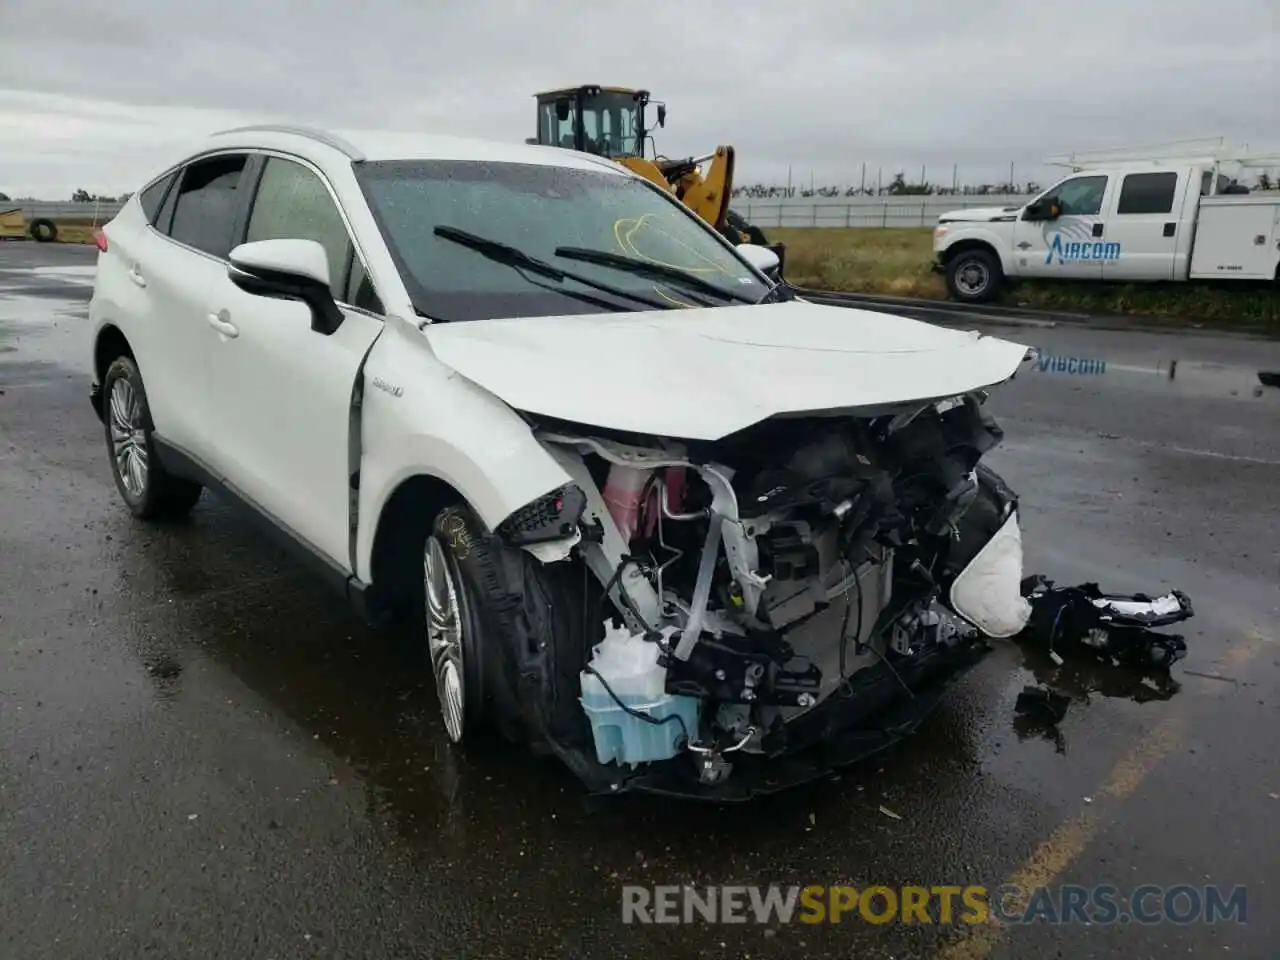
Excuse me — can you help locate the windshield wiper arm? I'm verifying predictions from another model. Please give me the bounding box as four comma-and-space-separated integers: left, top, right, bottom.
755, 281, 797, 304
553, 246, 757, 305
434, 227, 673, 311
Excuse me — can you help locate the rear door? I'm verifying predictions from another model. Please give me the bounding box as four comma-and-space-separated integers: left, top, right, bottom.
1101, 169, 1187, 281
128, 152, 252, 460
1013, 174, 1110, 280
204, 153, 385, 571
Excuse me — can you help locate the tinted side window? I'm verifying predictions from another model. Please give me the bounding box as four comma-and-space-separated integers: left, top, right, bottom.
139, 172, 176, 226
1117, 172, 1178, 215
246, 157, 355, 301
1045, 175, 1108, 216
168, 155, 249, 257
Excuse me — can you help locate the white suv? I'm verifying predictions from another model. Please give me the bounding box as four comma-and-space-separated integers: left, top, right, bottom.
89, 124, 1033, 798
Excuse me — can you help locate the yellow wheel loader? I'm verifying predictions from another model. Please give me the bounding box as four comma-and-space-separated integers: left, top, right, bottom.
531, 85, 774, 255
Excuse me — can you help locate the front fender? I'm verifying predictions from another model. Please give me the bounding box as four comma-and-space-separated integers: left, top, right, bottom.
935, 225, 1015, 275
355, 332, 574, 582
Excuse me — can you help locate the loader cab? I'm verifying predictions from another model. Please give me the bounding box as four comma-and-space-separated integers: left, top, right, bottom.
534, 85, 665, 160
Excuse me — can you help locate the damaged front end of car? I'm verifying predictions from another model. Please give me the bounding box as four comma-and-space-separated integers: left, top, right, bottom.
480, 388, 1037, 800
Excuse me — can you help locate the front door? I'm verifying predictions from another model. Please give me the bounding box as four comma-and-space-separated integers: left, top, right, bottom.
204, 154, 385, 571
1013, 174, 1111, 280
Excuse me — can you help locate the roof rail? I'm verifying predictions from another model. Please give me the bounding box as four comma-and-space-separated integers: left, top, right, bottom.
1045, 138, 1280, 171
209, 124, 365, 161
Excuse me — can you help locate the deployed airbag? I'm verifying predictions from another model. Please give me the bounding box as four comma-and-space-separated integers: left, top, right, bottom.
947, 510, 1034, 638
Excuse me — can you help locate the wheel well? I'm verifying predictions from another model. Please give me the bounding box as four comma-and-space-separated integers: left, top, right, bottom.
95, 325, 133, 383
943, 239, 1000, 266
369, 473, 469, 619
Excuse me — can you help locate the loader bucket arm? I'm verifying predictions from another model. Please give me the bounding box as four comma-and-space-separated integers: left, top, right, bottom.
668, 146, 736, 231
615, 156, 680, 194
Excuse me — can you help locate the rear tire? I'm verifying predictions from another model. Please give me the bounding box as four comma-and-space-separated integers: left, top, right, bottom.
102, 356, 203, 521
945, 247, 1003, 303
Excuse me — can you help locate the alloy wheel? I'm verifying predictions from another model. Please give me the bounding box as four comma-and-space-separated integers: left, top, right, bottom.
108, 378, 148, 500
424, 536, 466, 742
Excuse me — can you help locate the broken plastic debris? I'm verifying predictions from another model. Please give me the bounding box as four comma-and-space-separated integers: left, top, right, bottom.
879, 805, 902, 820
1020, 576, 1192, 669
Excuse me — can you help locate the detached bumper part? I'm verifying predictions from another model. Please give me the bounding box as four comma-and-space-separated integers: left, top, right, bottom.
1020, 576, 1193, 668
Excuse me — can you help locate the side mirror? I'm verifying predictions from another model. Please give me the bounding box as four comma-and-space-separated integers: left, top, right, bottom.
736, 242, 781, 276
656, 104, 667, 128
1024, 199, 1061, 222
555, 97, 571, 122
228, 239, 343, 336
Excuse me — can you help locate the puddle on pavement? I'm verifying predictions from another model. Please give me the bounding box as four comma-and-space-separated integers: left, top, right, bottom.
1009, 642, 1183, 753
1023, 348, 1280, 402
0, 293, 92, 370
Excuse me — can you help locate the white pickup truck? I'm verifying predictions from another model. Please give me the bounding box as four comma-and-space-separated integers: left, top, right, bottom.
932, 162, 1280, 303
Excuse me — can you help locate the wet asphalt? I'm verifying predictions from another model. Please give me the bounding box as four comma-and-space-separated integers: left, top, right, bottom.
1, 242, 1278, 960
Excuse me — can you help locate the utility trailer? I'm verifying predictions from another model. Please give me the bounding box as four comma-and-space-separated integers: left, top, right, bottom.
931, 139, 1280, 302
0, 207, 59, 242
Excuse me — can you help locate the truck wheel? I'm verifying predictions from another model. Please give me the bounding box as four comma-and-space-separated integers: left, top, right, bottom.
418, 503, 601, 750
101, 356, 203, 520
29, 218, 58, 243
946, 248, 1002, 303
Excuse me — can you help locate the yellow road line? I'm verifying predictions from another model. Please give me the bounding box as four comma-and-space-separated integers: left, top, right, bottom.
936, 629, 1271, 960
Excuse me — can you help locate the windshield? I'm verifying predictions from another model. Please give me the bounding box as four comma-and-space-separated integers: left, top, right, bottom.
580, 91, 643, 157
355, 159, 768, 322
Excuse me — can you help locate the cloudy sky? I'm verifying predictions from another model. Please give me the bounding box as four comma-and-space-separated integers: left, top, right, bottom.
1, 0, 1276, 199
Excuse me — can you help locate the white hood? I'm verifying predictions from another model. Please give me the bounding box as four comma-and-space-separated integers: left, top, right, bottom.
424, 300, 1028, 440
938, 206, 1022, 223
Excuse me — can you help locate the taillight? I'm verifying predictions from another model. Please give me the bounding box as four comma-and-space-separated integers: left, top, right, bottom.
93, 229, 108, 252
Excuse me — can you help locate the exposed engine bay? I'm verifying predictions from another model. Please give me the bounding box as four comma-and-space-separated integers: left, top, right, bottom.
489, 389, 1037, 797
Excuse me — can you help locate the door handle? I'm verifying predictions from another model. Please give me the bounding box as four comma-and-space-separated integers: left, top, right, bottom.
206, 312, 239, 339
1091, 223, 1104, 238
1163, 222, 1177, 237
128, 266, 147, 288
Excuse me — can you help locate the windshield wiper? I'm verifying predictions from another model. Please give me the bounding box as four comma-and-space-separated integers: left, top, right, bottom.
553, 246, 757, 305
755, 281, 797, 304
434, 227, 673, 312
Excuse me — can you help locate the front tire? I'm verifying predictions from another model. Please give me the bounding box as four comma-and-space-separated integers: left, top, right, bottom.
418, 503, 601, 751
102, 356, 203, 520
945, 247, 1003, 304
423, 514, 483, 742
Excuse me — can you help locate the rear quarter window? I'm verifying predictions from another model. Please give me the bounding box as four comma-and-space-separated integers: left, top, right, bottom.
139, 172, 177, 226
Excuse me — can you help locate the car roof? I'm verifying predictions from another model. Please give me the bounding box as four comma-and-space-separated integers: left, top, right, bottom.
196, 124, 627, 174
